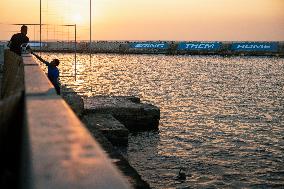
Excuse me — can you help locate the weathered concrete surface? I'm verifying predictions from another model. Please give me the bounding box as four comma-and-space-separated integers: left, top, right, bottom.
24, 96, 131, 189
85, 125, 151, 189
23, 54, 57, 96
84, 96, 160, 131
20, 53, 132, 189
83, 113, 129, 146
22, 54, 39, 66
61, 86, 85, 118
1, 50, 24, 98
24, 65, 57, 96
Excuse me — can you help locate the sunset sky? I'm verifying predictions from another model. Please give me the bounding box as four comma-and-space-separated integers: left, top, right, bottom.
0, 0, 283, 41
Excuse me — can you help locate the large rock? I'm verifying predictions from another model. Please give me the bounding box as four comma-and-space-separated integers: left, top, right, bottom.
83, 113, 129, 146
84, 96, 160, 132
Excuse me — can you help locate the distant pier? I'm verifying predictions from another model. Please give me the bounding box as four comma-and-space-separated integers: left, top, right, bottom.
23, 41, 284, 56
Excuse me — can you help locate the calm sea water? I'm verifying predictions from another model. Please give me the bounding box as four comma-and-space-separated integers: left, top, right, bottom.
42, 53, 284, 189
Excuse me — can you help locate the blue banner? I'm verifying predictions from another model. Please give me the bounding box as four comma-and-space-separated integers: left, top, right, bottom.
28, 42, 47, 48
130, 42, 169, 49
231, 42, 278, 51
178, 42, 222, 50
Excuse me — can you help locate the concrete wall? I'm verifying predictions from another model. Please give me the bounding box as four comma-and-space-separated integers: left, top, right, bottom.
0, 51, 132, 189
43, 41, 127, 53
0, 51, 26, 188
0, 45, 4, 64
0, 45, 4, 72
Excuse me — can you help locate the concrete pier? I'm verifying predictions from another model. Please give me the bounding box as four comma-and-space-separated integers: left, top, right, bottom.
0, 51, 133, 189
29, 41, 284, 56
59, 91, 155, 187
84, 96, 160, 132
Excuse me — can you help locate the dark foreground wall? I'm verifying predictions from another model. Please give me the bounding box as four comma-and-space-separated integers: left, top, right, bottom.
38, 41, 284, 56
0, 51, 24, 189
0, 51, 132, 189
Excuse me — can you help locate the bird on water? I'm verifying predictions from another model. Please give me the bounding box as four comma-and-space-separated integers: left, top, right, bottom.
177, 169, 186, 180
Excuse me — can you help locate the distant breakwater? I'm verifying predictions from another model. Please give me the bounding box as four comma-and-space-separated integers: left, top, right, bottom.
10, 41, 284, 56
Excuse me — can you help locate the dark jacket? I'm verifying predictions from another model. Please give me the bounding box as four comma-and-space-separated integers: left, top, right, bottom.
9, 33, 29, 55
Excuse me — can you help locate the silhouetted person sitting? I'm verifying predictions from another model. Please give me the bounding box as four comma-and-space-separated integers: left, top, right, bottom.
8, 25, 29, 56
31, 52, 61, 95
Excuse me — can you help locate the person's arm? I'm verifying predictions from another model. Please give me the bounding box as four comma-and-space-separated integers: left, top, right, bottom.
31, 52, 50, 66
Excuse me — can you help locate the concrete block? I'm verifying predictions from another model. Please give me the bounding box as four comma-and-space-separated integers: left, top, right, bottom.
85, 125, 151, 189
84, 96, 160, 131
61, 86, 85, 117
24, 96, 131, 189
24, 65, 57, 96
83, 113, 129, 146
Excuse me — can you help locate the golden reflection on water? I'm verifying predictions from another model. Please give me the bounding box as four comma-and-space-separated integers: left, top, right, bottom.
41, 53, 284, 189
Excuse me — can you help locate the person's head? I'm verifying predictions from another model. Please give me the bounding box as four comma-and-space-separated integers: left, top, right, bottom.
51, 59, 60, 67
21, 25, 28, 36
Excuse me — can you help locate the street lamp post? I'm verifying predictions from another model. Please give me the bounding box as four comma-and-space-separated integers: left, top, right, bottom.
90, 0, 92, 65
40, 0, 42, 52
62, 24, 77, 80
75, 24, 77, 81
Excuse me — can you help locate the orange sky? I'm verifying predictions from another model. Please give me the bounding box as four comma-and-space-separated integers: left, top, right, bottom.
0, 0, 284, 41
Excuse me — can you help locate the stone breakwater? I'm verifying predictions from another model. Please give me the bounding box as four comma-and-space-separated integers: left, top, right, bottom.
62, 90, 160, 145
33, 41, 284, 56
0, 51, 160, 189
61, 87, 160, 189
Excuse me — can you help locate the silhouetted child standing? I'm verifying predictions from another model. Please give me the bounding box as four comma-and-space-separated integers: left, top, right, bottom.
32, 52, 61, 95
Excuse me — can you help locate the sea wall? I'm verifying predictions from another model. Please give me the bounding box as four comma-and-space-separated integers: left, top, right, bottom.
0, 51, 132, 189
0, 45, 4, 71
38, 41, 284, 56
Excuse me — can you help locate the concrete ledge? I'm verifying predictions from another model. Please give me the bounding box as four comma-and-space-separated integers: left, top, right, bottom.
83, 113, 129, 146
21, 54, 132, 189
84, 96, 160, 131
85, 124, 151, 189
24, 65, 57, 96
24, 96, 130, 189
22, 54, 39, 66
